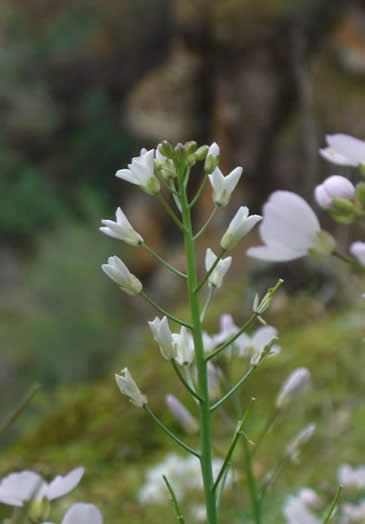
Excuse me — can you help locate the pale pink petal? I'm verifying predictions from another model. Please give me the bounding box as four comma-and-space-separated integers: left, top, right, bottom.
326, 134, 365, 165
61, 503, 103, 524
46, 467, 84, 500
247, 245, 304, 261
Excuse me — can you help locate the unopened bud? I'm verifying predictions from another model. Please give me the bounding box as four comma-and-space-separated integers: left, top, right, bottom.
276, 368, 311, 408
158, 140, 175, 159
314, 175, 355, 210
195, 145, 209, 161
253, 279, 284, 315
204, 142, 220, 173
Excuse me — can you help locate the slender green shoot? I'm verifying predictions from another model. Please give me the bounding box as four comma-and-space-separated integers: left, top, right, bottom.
162, 475, 185, 524
322, 486, 342, 523
142, 244, 187, 280
171, 360, 203, 402
0, 383, 40, 436
140, 292, 192, 329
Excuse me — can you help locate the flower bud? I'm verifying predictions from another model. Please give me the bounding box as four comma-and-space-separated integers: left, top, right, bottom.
276, 368, 311, 408
115, 368, 147, 407
221, 207, 262, 250
350, 241, 365, 266
100, 207, 143, 246
158, 140, 175, 159
314, 175, 355, 210
101, 256, 142, 295
205, 248, 232, 288
165, 395, 198, 434
204, 142, 220, 173
194, 145, 209, 161
286, 423, 316, 462
148, 316, 176, 360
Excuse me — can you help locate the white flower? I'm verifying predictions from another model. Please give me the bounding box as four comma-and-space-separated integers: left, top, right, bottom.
0, 468, 84, 508
247, 191, 335, 261
115, 149, 160, 195
350, 241, 365, 266
207, 142, 220, 159
212, 314, 240, 347
320, 134, 365, 167
100, 207, 143, 246
44, 503, 103, 524
115, 368, 147, 407
101, 256, 142, 295
236, 325, 280, 363
221, 206, 262, 250
208, 166, 242, 207
338, 464, 365, 489
283, 495, 321, 524
314, 175, 355, 210
173, 326, 194, 366
165, 395, 198, 434
205, 248, 232, 288
148, 316, 176, 360
342, 500, 365, 521
276, 368, 311, 408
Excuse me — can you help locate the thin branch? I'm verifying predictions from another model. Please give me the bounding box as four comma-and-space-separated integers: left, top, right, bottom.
210, 366, 257, 412
193, 207, 217, 241
142, 244, 187, 280
157, 193, 185, 231
162, 475, 185, 524
322, 486, 342, 523
171, 360, 203, 402
144, 405, 200, 458
0, 383, 40, 435
206, 313, 258, 361
140, 292, 192, 329
200, 286, 216, 323
189, 171, 209, 208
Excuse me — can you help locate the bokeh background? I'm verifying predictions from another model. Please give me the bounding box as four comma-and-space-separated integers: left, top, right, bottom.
1, 0, 365, 522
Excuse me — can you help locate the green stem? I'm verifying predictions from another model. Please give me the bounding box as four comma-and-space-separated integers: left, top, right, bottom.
171, 360, 203, 402
144, 405, 200, 458
212, 399, 253, 493
142, 244, 187, 280
322, 486, 342, 523
178, 164, 218, 524
333, 250, 365, 272
210, 366, 257, 412
157, 193, 185, 231
140, 292, 192, 329
252, 409, 280, 456
0, 383, 40, 435
206, 313, 258, 361
194, 248, 227, 294
189, 170, 208, 207
193, 207, 217, 241
162, 475, 185, 524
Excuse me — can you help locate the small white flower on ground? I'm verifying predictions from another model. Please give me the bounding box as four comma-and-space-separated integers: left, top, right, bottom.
116, 149, 160, 195
115, 368, 147, 407
247, 191, 335, 261
191, 504, 207, 522
172, 326, 194, 366
100, 207, 143, 246
221, 206, 262, 250
337, 464, 365, 489
101, 256, 142, 295
298, 488, 321, 509
44, 503, 103, 524
165, 395, 198, 434
205, 248, 232, 288
283, 494, 321, 524
276, 368, 311, 408
342, 500, 365, 521
314, 175, 355, 209
320, 134, 365, 167
148, 316, 176, 360
350, 241, 365, 266
0, 468, 84, 507
208, 166, 242, 207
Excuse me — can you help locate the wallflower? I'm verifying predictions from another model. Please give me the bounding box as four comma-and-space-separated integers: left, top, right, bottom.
44, 503, 103, 524
0, 468, 84, 508
247, 191, 335, 261
116, 149, 160, 195
221, 206, 262, 250
314, 175, 355, 210
350, 241, 365, 266
320, 134, 365, 167
100, 207, 143, 246
101, 256, 142, 295
115, 368, 147, 407
205, 248, 232, 288
208, 166, 242, 207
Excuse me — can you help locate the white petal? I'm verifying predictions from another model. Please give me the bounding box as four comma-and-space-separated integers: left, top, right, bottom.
61, 503, 103, 524
205, 248, 216, 271
246, 245, 304, 261
115, 169, 139, 185
46, 467, 84, 500
326, 134, 365, 165
0, 471, 45, 505
252, 326, 278, 351
225, 167, 242, 192
319, 146, 353, 165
